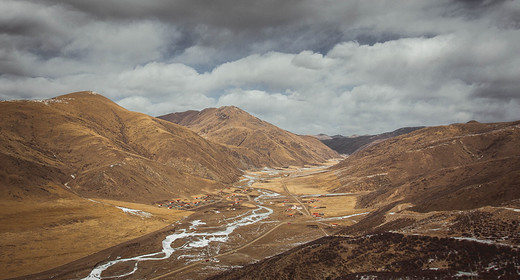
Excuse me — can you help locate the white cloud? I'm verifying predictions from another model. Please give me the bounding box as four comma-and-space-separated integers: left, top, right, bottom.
1, 0, 520, 135
291, 51, 332, 70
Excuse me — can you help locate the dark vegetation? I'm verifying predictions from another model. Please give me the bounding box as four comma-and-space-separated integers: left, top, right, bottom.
211, 233, 520, 279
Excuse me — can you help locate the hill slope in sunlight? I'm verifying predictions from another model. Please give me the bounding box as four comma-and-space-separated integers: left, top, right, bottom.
330, 120, 520, 212
211, 120, 520, 279
0, 91, 243, 204
158, 106, 338, 167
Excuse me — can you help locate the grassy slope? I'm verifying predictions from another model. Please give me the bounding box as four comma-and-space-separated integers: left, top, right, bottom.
158, 106, 339, 167
0, 91, 247, 278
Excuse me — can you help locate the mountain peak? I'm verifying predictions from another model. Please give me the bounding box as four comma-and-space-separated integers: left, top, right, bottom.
58, 90, 103, 99
158, 107, 338, 167
218, 105, 241, 111
214, 106, 249, 119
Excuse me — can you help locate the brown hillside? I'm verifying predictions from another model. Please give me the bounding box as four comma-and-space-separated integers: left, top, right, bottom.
329, 121, 520, 212
0, 91, 242, 204
210, 120, 520, 279
211, 233, 520, 279
158, 106, 338, 167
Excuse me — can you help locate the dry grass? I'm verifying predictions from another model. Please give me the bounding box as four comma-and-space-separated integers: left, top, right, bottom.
0, 197, 190, 279
158, 106, 339, 167
249, 163, 369, 226
307, 196, 367, 217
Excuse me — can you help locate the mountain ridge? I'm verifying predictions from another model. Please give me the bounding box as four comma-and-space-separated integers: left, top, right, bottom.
319, 126, 425, 155
330, 120, 520, 212
0, 91, 244, 204
158, 106, 339, 167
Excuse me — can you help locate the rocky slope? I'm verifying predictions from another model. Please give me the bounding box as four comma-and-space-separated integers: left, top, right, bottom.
158, 106, 338, 167
0, 91, 243, 204
211, 232, 520, 279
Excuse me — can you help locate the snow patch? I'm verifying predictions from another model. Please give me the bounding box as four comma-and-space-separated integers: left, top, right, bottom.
455, 271, 478, 277
366, 173, 388, 178
319, 212, 370, 221
452, 237, 518, 248
116, 207, 152, 218
83, 204, 273, 279
502, 207, 520, 213
28, 98, 74, 105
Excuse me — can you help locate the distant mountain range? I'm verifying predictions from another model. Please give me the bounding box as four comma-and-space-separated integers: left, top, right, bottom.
317, 127, 425, 155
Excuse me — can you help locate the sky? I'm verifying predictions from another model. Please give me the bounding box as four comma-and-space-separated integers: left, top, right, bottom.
1, 0, 519, 135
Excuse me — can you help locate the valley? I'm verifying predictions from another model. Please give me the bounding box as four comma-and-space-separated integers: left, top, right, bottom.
14, 161, 359, 280
13, 154, 519, 279
1, 92, 519, 279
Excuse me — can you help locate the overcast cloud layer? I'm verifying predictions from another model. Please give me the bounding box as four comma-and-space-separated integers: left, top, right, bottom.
1, 0, 519, 135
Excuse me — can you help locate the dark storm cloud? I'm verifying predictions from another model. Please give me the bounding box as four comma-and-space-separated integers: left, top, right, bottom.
448, 0, 520, 28
473, 79, 520, 100
36, 0, 308, 29
452, 0, 507, 11
23, 0, 351, 69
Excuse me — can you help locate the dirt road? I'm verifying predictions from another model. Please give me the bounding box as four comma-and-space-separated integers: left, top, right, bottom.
281, 180, 311, 217
281, 180, 329, 237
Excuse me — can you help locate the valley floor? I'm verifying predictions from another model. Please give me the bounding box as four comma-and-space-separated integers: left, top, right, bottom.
5, 158, 519, 279
5, 159, 363, 280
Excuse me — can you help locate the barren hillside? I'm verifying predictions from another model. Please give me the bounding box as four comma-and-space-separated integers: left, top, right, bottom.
0, 91, 258, 278
158, 106, 339, 167
330, 120, 520, 212
211, 233, 520, 279
0, 91, 243, 204
211, 120, 520, 279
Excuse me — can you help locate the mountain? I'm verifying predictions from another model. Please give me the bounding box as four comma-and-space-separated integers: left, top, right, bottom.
330, 120, 520, 212
158, 106, 338, 167
319, 127, 425, 155
211, 120, 520, 278
0, 91, 243, 204
211, 232, 520, 279
313, 133, 332, 141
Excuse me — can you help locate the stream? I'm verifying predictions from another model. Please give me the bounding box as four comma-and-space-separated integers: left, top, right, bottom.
82, 176, 274, 279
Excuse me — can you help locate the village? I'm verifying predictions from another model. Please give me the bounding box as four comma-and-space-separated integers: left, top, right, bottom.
155, 183, 344, 228
156, 186, 254, 211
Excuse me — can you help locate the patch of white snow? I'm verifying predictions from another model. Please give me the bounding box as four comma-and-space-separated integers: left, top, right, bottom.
116, 207, 152, 218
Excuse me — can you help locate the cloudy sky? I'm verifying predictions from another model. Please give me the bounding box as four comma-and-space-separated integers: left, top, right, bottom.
1, 0, 519, 135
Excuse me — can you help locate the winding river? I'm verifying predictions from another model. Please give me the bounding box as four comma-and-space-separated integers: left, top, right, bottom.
83, 175, 274, 279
